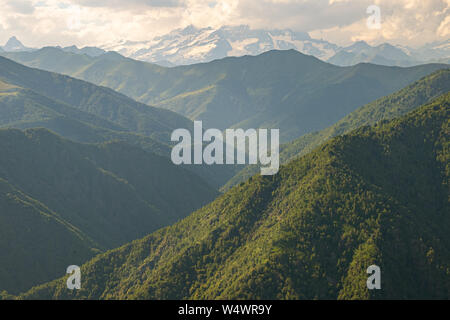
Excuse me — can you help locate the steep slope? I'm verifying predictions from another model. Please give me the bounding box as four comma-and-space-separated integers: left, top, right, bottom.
0, 78, 170, 155
281, 68, 450, 161
0, 55, 191, 143
20, 94, 450, 300
3, 48, 447, 142
0, 57, 241, 188
0, 178, 99, 295
99, 26, 448, 66
223, 68, 450, 190
0, 128, 218, 248
0, 128, 218, 294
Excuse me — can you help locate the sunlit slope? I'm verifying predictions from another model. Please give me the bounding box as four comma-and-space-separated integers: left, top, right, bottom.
0, 128, 218, 294
223, 68, 450, 190
0, 178, 99, 295
21, 93, 449, 300
0, 55, 192, 143
0, 56, 240, 188
4, 48, 447, 142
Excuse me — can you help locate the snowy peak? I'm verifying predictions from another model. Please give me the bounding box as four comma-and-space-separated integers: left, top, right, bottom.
343, 40, 371, 53
3, 36, 26, 52
2, 36, 34, 52
101, 25, 339, 66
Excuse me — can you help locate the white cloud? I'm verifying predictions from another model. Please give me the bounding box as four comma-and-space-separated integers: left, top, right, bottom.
0, 0, 448, 48
6, 0, 35, 14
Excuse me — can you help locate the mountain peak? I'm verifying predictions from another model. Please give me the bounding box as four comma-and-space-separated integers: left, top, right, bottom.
103, 25, 339, 66
179, 24, 201, 35
345, 40, 372, 52
3, 36, 27, 52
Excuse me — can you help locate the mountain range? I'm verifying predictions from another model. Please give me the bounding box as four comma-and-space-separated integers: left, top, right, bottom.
328, 40, 450, 67
101, 25, 450, 67
0, 36, 34, 53
0, 55, 245, 189
101, 25, 337, 66
2, 25, 449, 67
17, 92, 450, 300
0, 37, 448, 300
0, 55, 192, 143
2, 48, 447, 144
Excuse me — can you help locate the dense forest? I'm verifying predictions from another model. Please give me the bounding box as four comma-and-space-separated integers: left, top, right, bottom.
16, 93, 449, 300
1, 44, 448, 301
0, 128, 218, 294
223, 68, 450, 190
3, 48, 447, 142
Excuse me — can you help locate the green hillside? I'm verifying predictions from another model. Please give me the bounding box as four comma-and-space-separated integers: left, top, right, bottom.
0, 55, 191, 143
19, 93, 449, 300
223, 68, 450, 190
0, 128, 218, 294
3, 48, 447, 142
0, 78, 171, 154
0, 178, 99, 295
0, 57, 241, 188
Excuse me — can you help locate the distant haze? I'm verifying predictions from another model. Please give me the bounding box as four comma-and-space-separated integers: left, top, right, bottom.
0, 0, 448, 49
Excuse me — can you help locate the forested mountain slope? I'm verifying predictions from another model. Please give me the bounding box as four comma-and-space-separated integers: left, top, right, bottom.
223, 68, 450, 190
0, 177, 98, 295
0, 128, 218, 294
20, 93, 449, 300
3, 48, 447, 142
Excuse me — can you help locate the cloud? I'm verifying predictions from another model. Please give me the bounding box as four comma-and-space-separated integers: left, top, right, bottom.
234, 0, 370, 31
309, 0, 450, 46
5, 0, 35, 14
0, 0, 448, 48
71, 0, 185, 9
438, 14, 450, 37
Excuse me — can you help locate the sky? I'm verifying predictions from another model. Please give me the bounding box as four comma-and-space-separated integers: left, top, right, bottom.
0, 0, 448, 48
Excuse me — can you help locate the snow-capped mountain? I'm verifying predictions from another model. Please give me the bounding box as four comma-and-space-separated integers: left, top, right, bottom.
2, 28, 449, 67
101, 25, 341, 66
327, 39, 450, 66
1, 36, 34, 52
101, 25, 449, 67
328, 41, 416, 66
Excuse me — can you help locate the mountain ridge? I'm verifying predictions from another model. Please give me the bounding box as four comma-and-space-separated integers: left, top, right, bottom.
2, 48, 447, 143
3, 26, 449, 67
99, 25, 449, 67
0, 127, 219, 294
17, 92, 450, 300
222, 68, 450, 189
